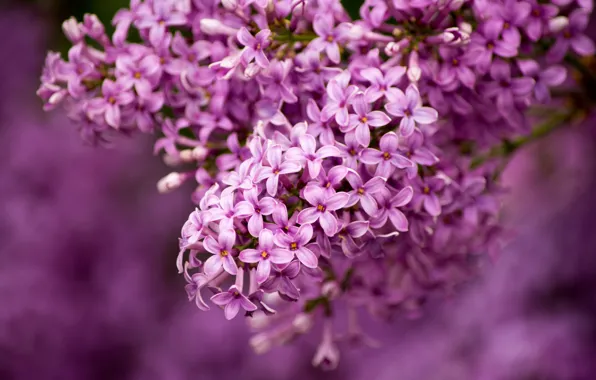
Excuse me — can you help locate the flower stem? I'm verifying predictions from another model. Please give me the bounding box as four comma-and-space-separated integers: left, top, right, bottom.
470, 111, 575, 169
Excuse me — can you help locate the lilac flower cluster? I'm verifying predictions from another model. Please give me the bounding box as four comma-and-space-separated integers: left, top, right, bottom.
38, 0, 595, 369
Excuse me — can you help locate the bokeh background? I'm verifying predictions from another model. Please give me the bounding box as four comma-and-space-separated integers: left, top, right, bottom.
1, 0, 596, 379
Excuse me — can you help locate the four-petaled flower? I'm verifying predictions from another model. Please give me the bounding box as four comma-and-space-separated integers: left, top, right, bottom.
240, 229, 294, 283
237, 27, 271, 68
286, 134, 341, 178
211, 285, 258, 320
344, 92, 391, 147
360, 132, 414, 177
297, 186, 350, 236
203, 229, 238, 275
273, 224, 318, 268
385, 85, 439, 137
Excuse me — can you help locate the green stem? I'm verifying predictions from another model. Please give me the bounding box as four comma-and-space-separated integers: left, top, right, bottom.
470, 111, 574, 169
272, 32, 317, 43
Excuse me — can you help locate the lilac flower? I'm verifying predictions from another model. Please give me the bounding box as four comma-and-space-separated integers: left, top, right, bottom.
360, 66, 406, 102
297, 186, 350, 236
237, 27, 271, 68
180, 208, 211, 249
210, 191, 253, 229
115, 54, 161, 96
345, 172, 386, 215
337, 133, 364, 170
306, 99, 335, 146
273, 121, 307, 150
548, 10, 595, 62
261, 260, 301, 301
310, 15, 344, 63
295, 51, 342, 91
285, 134, 341, 178
258, 59, 298, 103
411, 176, 446, 217
123, 90, 164, 132
260, 145, 302, 196
384, 85, 438, 137
399, 129, 439, 178
273, 224, 317, 268
211, 285, 257, 320
136, 1, 188, 46
483, 59, 535, 114
203, 229, 238, 275
343, 92, 391, 147
267, 203, 298, 235
518, 59, 567, 103
465, 20, 519, 73
495, 0, 532, 45
87, 80, 134, 128
337, 220, 370, 257
360, 132, 414, 177
525, 2, 559, 41
239, 229, 294, 283
372, 187, 414, 231
166, 32, 211, 75
315, 165, 348, 195
236, 188, 277, 237
184, 268, 210, 310
216, 133, 250, 171
321, 72, 359, 126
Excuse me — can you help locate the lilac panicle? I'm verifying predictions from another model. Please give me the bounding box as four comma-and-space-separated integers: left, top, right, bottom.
38, 0, 596, 370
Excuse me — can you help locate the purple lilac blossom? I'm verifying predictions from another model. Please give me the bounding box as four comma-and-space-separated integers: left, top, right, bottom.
35, 0, 596, 370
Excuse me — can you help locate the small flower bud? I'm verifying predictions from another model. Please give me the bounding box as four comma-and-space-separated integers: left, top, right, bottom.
292, 313, 314, 334
549, 16, 569, 33
200, 19, 238, 36
157, 172, 188, 193
321, 281, 341, 299
83, 14, 105, 40
250, 333, 272, 355
407, 51, 421, 82
62, 17, 84, 44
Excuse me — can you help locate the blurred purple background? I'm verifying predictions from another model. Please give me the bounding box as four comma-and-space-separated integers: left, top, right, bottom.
1, 2, 596, 380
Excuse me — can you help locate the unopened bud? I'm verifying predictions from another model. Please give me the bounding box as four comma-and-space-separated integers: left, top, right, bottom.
549, 16, 569, 33
200, 19, 238, 36
62, 17, 84, 43
321, 281, 341, 299
83, 14, 105, 40
157, 172, 187, 193
292, 313, 314, 334
407, 51, 421, 82
249, 333, 272, 355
